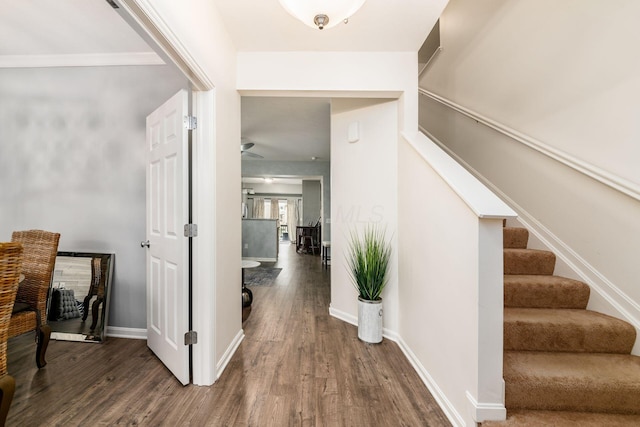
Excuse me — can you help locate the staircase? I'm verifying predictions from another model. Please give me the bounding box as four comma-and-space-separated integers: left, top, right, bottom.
483, 226, 640, 426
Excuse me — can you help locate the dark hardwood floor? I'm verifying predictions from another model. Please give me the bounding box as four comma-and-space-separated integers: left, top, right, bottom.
7, 242, 450, 426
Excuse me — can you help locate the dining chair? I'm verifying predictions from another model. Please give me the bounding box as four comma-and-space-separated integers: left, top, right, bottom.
0, 242, 23, 425
9, 230, 60, 368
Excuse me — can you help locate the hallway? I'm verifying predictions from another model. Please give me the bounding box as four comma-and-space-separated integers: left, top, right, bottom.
7, 242, 450, 425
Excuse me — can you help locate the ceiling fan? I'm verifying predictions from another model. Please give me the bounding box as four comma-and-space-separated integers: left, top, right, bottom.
240, 140, 264, 159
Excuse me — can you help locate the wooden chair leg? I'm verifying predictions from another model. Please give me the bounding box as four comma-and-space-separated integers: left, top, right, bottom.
36, 324, 51, 369
0, 374, 15, 425
81, 295, 92, 321
89, 297, 103, 331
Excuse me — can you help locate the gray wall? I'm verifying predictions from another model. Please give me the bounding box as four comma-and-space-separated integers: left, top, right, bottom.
242, 160, 331, 240
0, 65, 188, 330
241, 219, 278, 261
302, 180, 321, 225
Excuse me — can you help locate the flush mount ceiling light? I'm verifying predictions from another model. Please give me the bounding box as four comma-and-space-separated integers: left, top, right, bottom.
278, 0, 367, 30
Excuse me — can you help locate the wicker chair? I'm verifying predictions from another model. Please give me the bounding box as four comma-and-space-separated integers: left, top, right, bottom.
0, 242, 23, 425
9, 230, 60, 369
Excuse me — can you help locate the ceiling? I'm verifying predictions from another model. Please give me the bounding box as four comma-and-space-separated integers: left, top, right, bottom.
0, 0, 152, 56
213, 0, 443, 52
0, 0, 442, 163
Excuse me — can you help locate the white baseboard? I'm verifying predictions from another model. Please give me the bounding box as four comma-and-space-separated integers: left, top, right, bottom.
216, 329, 244, 379
465, 391, 506, 423
106, 326, 147, 340
329, 305, 356, 326
328, 305, 399, 342
396, 337, 465, 427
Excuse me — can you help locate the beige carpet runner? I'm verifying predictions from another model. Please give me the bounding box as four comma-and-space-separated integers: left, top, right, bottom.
483, 227, 640, 426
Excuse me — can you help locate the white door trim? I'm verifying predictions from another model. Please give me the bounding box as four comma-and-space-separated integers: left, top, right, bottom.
116, 0, 219, 386
191, 90, 217, 385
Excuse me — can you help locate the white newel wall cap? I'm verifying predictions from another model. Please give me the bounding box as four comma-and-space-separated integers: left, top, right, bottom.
402, 131, 517, 220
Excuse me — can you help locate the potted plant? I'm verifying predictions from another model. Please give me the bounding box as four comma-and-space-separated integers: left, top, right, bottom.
346, 225, 392, 343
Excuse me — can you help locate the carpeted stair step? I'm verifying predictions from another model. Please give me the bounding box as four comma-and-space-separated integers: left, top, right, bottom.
504, 248, 555, 275
503, 227, 529, 249
504, 308, 636, 353
504, 275, 590, 309
504, 351, 640, 414
482, 409, 640, 426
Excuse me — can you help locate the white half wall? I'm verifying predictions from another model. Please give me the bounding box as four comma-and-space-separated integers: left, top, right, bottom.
397, 132, 513, 426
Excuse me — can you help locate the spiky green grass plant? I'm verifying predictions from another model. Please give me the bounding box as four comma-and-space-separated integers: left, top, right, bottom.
346, 226, 392, 301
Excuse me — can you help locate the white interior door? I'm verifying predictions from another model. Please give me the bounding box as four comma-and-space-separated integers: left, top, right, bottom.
145, 89, 190, 385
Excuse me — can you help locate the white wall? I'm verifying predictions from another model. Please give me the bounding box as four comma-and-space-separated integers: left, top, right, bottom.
237, 51, 419, 132
0, 65, 187, 331
237, 51, 420, 243
330, 98, 399, 335
421, 0, 640, 188
419, 0, 640, 346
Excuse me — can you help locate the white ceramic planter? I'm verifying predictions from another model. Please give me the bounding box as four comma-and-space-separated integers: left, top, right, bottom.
358, 297, 383, 343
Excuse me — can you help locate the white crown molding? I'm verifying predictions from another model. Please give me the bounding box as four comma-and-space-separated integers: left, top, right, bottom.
119, 0, 214, 91
0, 52, 164, 68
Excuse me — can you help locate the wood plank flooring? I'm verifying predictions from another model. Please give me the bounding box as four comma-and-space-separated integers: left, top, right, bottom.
7, 242, 451, 426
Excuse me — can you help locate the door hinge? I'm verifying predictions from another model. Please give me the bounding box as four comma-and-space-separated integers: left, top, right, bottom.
184, 330, 198, 346
184, 223, 198, 237
183, 115, 197, 130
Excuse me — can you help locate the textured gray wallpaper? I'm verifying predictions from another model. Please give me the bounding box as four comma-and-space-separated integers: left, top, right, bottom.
0, 65, 188, 330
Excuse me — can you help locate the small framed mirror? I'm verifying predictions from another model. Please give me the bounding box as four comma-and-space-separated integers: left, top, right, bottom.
48, 252, 114, 343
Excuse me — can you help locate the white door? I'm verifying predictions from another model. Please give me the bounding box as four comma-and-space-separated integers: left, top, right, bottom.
145, 89, 190, 385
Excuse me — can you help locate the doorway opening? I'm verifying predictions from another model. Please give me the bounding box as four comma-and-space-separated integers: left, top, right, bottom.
240, 96, 331, 330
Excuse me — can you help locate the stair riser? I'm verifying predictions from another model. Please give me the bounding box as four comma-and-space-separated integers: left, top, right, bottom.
504, 281, 589, 309
504, 323, 635, 353
504, 250, 555, 275
481, 410, 640, 426
500, 228, 640, 421
505, 382, 640, 415
504, 228, 529, 249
